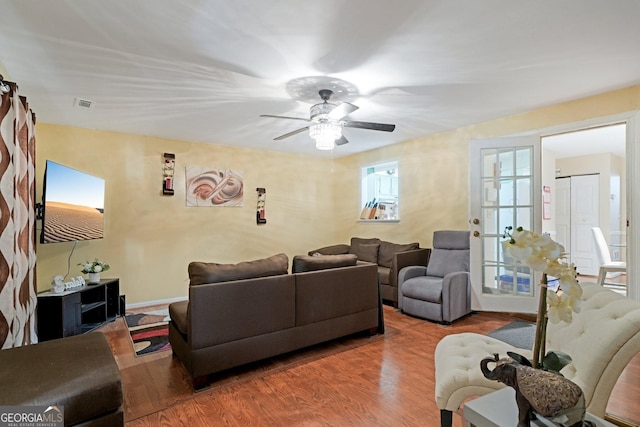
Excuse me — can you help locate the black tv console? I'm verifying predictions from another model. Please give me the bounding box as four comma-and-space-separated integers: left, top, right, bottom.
37, 278, 121, 341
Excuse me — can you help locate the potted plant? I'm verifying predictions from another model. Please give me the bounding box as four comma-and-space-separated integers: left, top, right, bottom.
502, 226, 582, 369
79, 258, 110, 284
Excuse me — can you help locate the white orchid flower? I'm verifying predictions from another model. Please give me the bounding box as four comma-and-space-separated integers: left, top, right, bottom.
547, 292, 574, 323
504, 226, 583, 319
523, 254, 549, 272
504, 226, 584, 369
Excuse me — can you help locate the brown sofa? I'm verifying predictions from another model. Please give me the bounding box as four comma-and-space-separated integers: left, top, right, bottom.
168, 253, 380, 389
0, 332, 124, 426
309, 237, 431, 306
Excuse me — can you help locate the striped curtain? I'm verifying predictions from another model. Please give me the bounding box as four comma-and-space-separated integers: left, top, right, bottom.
0, 81, 38, 348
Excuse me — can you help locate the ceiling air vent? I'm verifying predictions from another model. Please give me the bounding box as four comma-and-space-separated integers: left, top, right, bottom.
73, 97, 95, 109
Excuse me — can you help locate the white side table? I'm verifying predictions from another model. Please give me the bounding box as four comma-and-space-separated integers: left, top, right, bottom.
463, 387, 616, 427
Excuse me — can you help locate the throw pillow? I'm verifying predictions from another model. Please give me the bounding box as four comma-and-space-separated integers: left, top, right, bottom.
350, 243, 380, 264
306, 244, 350, 256
377, 241, 420, 268
350, 237, 381, 247
188, 253, 289, 285
292, 254, 358, 273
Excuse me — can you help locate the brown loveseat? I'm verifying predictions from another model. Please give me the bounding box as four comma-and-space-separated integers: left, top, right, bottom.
309, 237, 430, 306
169, 253, 380, 389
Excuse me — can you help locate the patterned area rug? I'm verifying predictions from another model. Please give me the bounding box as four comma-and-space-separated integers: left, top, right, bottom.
125, 309, 171, 356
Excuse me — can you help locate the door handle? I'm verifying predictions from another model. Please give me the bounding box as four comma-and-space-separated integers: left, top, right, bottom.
469, 218, 480, 225
473, 231, 480, 238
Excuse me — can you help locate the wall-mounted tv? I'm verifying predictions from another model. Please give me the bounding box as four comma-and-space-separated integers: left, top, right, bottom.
40, 160, 106, 244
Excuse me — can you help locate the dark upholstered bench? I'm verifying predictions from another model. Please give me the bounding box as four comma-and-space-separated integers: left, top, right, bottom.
0, 332, 123, 426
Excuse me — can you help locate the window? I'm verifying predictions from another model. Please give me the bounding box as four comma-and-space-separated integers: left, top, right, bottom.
360, 161, 399, 221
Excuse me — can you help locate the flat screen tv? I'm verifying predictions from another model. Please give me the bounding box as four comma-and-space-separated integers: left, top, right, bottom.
40, 160, 106, 244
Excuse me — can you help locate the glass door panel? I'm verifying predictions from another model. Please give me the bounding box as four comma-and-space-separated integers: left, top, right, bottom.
469, 136, 541, 312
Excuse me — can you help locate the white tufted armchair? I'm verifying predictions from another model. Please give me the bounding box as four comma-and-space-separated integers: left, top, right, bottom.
434, 283, 640, 426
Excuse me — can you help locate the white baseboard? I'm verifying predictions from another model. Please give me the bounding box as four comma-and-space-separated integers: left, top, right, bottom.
126, 296, 187, 310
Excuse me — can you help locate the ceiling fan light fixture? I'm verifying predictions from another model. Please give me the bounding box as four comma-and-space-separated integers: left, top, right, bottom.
309, 122, 341, 150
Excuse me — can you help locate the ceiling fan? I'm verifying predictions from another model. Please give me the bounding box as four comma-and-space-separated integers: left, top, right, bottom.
260, 89, 395, 150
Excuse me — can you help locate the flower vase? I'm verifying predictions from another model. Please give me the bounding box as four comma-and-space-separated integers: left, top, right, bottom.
88, 272, 101, 284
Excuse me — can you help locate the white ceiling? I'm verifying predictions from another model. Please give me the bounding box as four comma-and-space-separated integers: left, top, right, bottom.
1, 0, 639, 158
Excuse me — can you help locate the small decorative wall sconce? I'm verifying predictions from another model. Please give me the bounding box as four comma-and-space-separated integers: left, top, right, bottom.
256, 188, 266, 224
163, 153, 175, 195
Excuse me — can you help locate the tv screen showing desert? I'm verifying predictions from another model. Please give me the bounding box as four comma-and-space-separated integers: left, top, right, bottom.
42, 161, 105, 244
42, 201, 104, 243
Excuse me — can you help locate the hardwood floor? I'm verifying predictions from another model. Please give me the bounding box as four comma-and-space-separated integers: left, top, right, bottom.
101, 306, 640, 427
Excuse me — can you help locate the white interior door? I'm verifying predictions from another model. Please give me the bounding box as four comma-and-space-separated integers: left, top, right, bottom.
570, 174, 600, 275
469, 136, 541, 313
556, 175, 600, 275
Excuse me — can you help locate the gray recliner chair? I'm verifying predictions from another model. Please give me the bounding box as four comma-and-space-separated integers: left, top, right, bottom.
398, 230, 471, 324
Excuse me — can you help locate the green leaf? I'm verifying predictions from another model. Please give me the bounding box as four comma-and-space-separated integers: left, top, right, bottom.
541, 351, 572, 374
507, 351, 532, 367
506, 350, 572, 376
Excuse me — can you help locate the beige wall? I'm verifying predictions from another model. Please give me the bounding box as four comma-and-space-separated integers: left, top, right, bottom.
35, 84, 640, 305
334, 85, 640, 249
0, 61, 9, 80
333, 132, 470, 249
35, 125, 338, 303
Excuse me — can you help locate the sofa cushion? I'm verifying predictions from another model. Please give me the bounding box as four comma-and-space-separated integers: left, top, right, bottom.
292, 254, 358, 273
378, 241, 420, 268
349, 238, 380, 263
188, 253, 289, 285
350, 237, 380, 247
169, 300, 189, 336
433, 230, 470, 250
352, 243, 379, 263
426, 248, 470, 278
378, 265, 390, 286
308, 244, 351, 256
401, 276, 443, 303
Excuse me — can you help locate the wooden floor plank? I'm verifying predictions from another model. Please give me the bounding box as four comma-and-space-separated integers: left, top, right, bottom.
101, 305, 640, 427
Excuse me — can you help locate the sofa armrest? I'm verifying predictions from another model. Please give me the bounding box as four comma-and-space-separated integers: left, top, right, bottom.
307, 244, 351, 256
398, 265, 428, 284
390, 248, 431, 288
397, 265, 429, 310
441, 271, 471, 323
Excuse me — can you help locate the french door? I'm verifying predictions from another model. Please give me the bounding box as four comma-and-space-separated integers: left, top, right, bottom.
468, 136, 541, 313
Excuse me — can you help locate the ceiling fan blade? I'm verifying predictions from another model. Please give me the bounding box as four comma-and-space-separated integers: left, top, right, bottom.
260, 114, 311, 123
343, 120, 395, 132
335, 135, 349, 146
327, 102, 359, 120
273, 126, 309, 141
